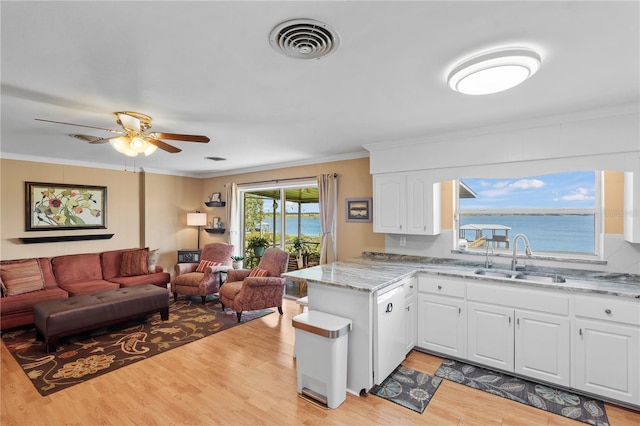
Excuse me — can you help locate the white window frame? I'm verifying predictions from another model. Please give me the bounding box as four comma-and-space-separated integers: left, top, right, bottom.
454, 171, 603, 260
238, 179, 318, 251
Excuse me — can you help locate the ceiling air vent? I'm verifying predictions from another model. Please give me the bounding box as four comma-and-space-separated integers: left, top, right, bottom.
269, 19, 340, 59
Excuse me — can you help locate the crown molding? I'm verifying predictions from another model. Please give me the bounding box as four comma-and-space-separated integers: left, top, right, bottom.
363, 103, 639, 152
0, 150, 370, 179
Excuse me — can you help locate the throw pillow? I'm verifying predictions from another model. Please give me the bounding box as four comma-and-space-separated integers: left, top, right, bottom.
120, 248, 149, 277
0, 258, 45, 296
195, 260, 223, 273
248, 268, 269, 278
147, 248, 160, 273
0, 276, 6, 297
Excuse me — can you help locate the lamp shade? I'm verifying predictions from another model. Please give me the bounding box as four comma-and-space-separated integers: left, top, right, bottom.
187, 212, 207, 226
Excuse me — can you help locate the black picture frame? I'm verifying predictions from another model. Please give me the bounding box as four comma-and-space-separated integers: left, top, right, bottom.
25, 182, 107, 231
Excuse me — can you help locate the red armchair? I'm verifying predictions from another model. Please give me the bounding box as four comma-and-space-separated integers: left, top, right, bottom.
219, 247, 289, 322
171, 243, 234, 303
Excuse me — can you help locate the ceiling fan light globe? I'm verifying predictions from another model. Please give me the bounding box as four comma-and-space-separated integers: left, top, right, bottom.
144, 144, 158, 156
130, 136, 148, 153
109, 137, 129, 154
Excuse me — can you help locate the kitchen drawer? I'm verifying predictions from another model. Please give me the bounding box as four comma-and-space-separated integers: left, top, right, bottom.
418, 276, 465, 298
574, 294, 640, 325
404, 278, 417, 298
467, 282, 569, 315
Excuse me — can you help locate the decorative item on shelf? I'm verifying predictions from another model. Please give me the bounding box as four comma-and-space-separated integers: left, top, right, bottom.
205, 192, 226, 207
231, 256, 244, 269
247, 235, 270, 257
205, 218, 225, 234
187, 211, 207, 249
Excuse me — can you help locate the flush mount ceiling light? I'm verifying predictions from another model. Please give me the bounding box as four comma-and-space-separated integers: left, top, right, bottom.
269, 18, 339, 59
447, 48, 541, 95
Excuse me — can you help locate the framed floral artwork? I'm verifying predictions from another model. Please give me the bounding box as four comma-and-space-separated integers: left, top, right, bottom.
25, 182, 107, 231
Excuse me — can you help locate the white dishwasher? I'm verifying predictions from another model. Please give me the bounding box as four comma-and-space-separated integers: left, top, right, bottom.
373, 284, 406, 385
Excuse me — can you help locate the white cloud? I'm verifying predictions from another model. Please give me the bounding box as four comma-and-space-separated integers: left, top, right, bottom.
560, 187, 594, 201
479, 179, 545, 198
511, 179, 545, 189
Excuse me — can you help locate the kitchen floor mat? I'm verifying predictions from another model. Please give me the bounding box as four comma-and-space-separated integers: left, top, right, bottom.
370, 364, 442, 414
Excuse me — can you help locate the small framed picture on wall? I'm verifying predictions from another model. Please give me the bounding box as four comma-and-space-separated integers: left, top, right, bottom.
345, 198, 372, 222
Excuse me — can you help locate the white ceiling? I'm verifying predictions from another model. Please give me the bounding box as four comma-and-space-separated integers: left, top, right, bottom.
2, 1, 638, 177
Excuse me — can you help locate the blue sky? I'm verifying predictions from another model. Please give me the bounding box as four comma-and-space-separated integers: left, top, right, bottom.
460, 171, 596, 209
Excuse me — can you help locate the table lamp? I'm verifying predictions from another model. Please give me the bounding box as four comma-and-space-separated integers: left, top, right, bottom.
187, 211, 207, 249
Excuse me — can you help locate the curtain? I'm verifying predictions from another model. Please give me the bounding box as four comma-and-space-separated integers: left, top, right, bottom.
225, 183, 240, 255
318, 173, 338, 264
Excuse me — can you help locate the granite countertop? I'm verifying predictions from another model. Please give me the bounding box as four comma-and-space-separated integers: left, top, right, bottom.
282, 252, 640, 298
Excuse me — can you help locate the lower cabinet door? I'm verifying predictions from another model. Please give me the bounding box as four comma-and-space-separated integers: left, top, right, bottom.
467, 302, 514, 372
574, 318, 640, 405
417, 294, 465, 358
515, 310, 570, 387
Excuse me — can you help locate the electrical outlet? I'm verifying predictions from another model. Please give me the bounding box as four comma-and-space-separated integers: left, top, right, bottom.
399, 237, 406, 247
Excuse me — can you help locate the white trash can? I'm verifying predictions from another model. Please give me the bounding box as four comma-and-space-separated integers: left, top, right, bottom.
292, 310, 352, 409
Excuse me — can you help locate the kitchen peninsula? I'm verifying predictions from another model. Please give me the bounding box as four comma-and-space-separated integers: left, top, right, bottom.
284, 253, 640, 408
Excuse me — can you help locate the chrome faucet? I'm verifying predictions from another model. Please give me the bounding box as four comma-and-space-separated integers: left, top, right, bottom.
511, 233, 532, 271
484, 243, 494, 268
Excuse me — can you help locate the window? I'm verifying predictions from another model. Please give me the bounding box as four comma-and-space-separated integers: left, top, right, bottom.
457, 171, 599, 256
239, 181, 321, 267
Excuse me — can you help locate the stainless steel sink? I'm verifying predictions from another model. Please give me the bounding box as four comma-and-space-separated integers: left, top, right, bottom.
514, 273, 567, 283
473, 269, 516, 279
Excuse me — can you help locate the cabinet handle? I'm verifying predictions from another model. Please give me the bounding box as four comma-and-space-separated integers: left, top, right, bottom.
579, 328, 583, 336
605, 309, 612, 315
409, 285, 414, 289
437, 285, 442, 290
517, 318, 520, 326
399, 225, 402, 230
406, 306, 410, 311
458, 307, 461, 316
508, 317, 511, 325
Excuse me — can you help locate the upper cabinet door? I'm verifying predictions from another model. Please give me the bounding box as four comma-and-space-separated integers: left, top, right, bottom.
406, 171, 441, 235
373, 171, 441, 235
373, 174, 406, 233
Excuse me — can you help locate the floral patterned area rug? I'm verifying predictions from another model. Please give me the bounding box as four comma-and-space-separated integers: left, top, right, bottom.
435, 359, 610, 426
370, 365, 443, 414
1, 299, 273, 396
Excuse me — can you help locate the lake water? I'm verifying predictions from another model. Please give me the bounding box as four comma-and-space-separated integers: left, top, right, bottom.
260, 216, 322, 236
460, 215, 595, 253
262, 214, 595, 253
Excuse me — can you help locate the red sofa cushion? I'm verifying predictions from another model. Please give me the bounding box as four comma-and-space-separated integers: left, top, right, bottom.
52, 253, 103, 285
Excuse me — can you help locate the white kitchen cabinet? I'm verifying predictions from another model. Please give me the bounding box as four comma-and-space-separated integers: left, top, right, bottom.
373, 173, 406, 233
466, 282, 571, 387
404, 278, 417, 354
417, 276, 466, 358
373, 171, 441, 235
467, 301, 514, 371
624, 171, 640, 243
573, 294, 640, 405
515, 310, 570, 386
406, 172, 441, 235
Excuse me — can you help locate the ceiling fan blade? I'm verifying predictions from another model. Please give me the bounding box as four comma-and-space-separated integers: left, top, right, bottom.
148, 132, 210, 143
147, 138, 182, 153
36, 118, 123, 134
69, 134, 111, 144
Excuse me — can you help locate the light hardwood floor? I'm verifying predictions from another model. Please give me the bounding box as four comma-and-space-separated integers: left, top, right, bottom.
2, 297, 639, 425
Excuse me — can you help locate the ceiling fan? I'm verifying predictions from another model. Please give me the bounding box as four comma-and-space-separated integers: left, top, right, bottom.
35, 111, 210, 157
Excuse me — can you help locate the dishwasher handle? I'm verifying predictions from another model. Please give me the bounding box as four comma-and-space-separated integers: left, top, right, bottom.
385, 303, 393, 313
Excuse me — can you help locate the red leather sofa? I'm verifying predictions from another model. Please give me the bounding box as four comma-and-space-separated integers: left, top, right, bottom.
0, 248, 169, 330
